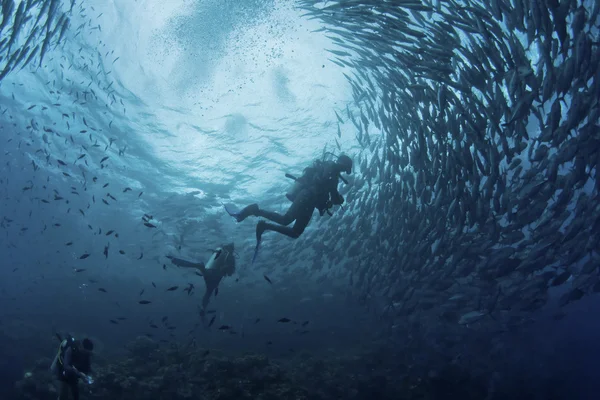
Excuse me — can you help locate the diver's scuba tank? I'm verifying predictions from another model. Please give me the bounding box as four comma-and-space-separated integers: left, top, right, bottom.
50, 333, 72, 373
205, 248, 223, 270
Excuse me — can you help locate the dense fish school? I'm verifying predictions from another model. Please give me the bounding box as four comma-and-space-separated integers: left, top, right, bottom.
296, 0, 600, 331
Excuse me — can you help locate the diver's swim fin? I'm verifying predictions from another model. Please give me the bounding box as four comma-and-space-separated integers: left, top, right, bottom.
224, 203, 259, 223
223, 203, 241, 221
252, 239, 261, 265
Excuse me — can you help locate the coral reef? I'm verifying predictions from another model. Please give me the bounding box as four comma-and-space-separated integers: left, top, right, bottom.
13, 336, 564, 400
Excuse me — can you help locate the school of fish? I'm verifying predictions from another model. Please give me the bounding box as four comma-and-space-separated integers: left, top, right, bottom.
291, 0, 600, 333
0, 0, 599, 347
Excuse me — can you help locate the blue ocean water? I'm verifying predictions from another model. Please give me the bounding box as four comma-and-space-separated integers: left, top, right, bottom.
1, 0, 599, 399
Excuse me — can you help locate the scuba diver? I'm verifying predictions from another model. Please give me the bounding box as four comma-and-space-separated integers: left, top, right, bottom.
50, 334, 94, 400
167, 242, 236, 316
225, 153, 352, 262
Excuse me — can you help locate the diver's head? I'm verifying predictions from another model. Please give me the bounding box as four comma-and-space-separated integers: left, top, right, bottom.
336, 154, 352, 174
81, 338, 94, 353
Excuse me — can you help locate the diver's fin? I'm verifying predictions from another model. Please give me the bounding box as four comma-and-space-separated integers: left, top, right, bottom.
251, 240, 262, 265
223, 203, 241, 220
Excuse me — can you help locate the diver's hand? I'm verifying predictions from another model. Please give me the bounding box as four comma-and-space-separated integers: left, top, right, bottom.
332, 193, 344, 205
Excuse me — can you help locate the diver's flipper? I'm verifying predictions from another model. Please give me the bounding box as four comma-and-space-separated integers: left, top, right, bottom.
223, 204, 241, 221
224, 203, 259, 223
251, 239, 262, 265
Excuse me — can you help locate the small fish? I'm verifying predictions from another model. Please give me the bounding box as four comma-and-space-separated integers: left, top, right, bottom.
152, 282, 156, 288
184, 283, 194, 295
105, 230, 114, 236
218, 325, 231, 330
98, 288, 107, 293
144, 222, 156, 228
166, 286, 178, 291
74, 268, 86, 273
215, 287, 219, 296
208, 315, 216, 327
137, 252, 143, 260
119, 250, 125, 255
254, 318, 261, 324
100, 156, 108, 163
301, 321, 309, 326
162, 264, 167, 270
109, 320, 118, 324
138, 191, 143, 197
278, 318, 291, 323
138, 300, 152, 304
79, 253, 90, 259
103, 245, 109, 259
102, 183, 109, 188
263, 275, 273, 284
139, 289, 145, 296
123, 187, 131, 192
65, 242, 73, 246
102, 199, 109, 205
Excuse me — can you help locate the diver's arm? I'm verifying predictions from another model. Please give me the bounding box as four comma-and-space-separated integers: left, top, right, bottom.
62, 348, 86, 379
327, 175, 344, 205
330, 189, 344, 205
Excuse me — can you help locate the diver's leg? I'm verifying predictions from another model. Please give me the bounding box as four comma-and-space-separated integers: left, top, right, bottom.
70, 381, 79, 400
229, 203, 260, 222
201, 289, 212, 310
202, 270, 220, 293
58, 381, 69, 400
256, 208, 294, 225
167, 256, 204, 270
257, 201, 313, 240
255, 191, 312, 226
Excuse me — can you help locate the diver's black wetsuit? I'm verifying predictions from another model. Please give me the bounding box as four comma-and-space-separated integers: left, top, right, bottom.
55, 342, 91, 400
168, 254, 231, 312
252, 160, 345, 239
